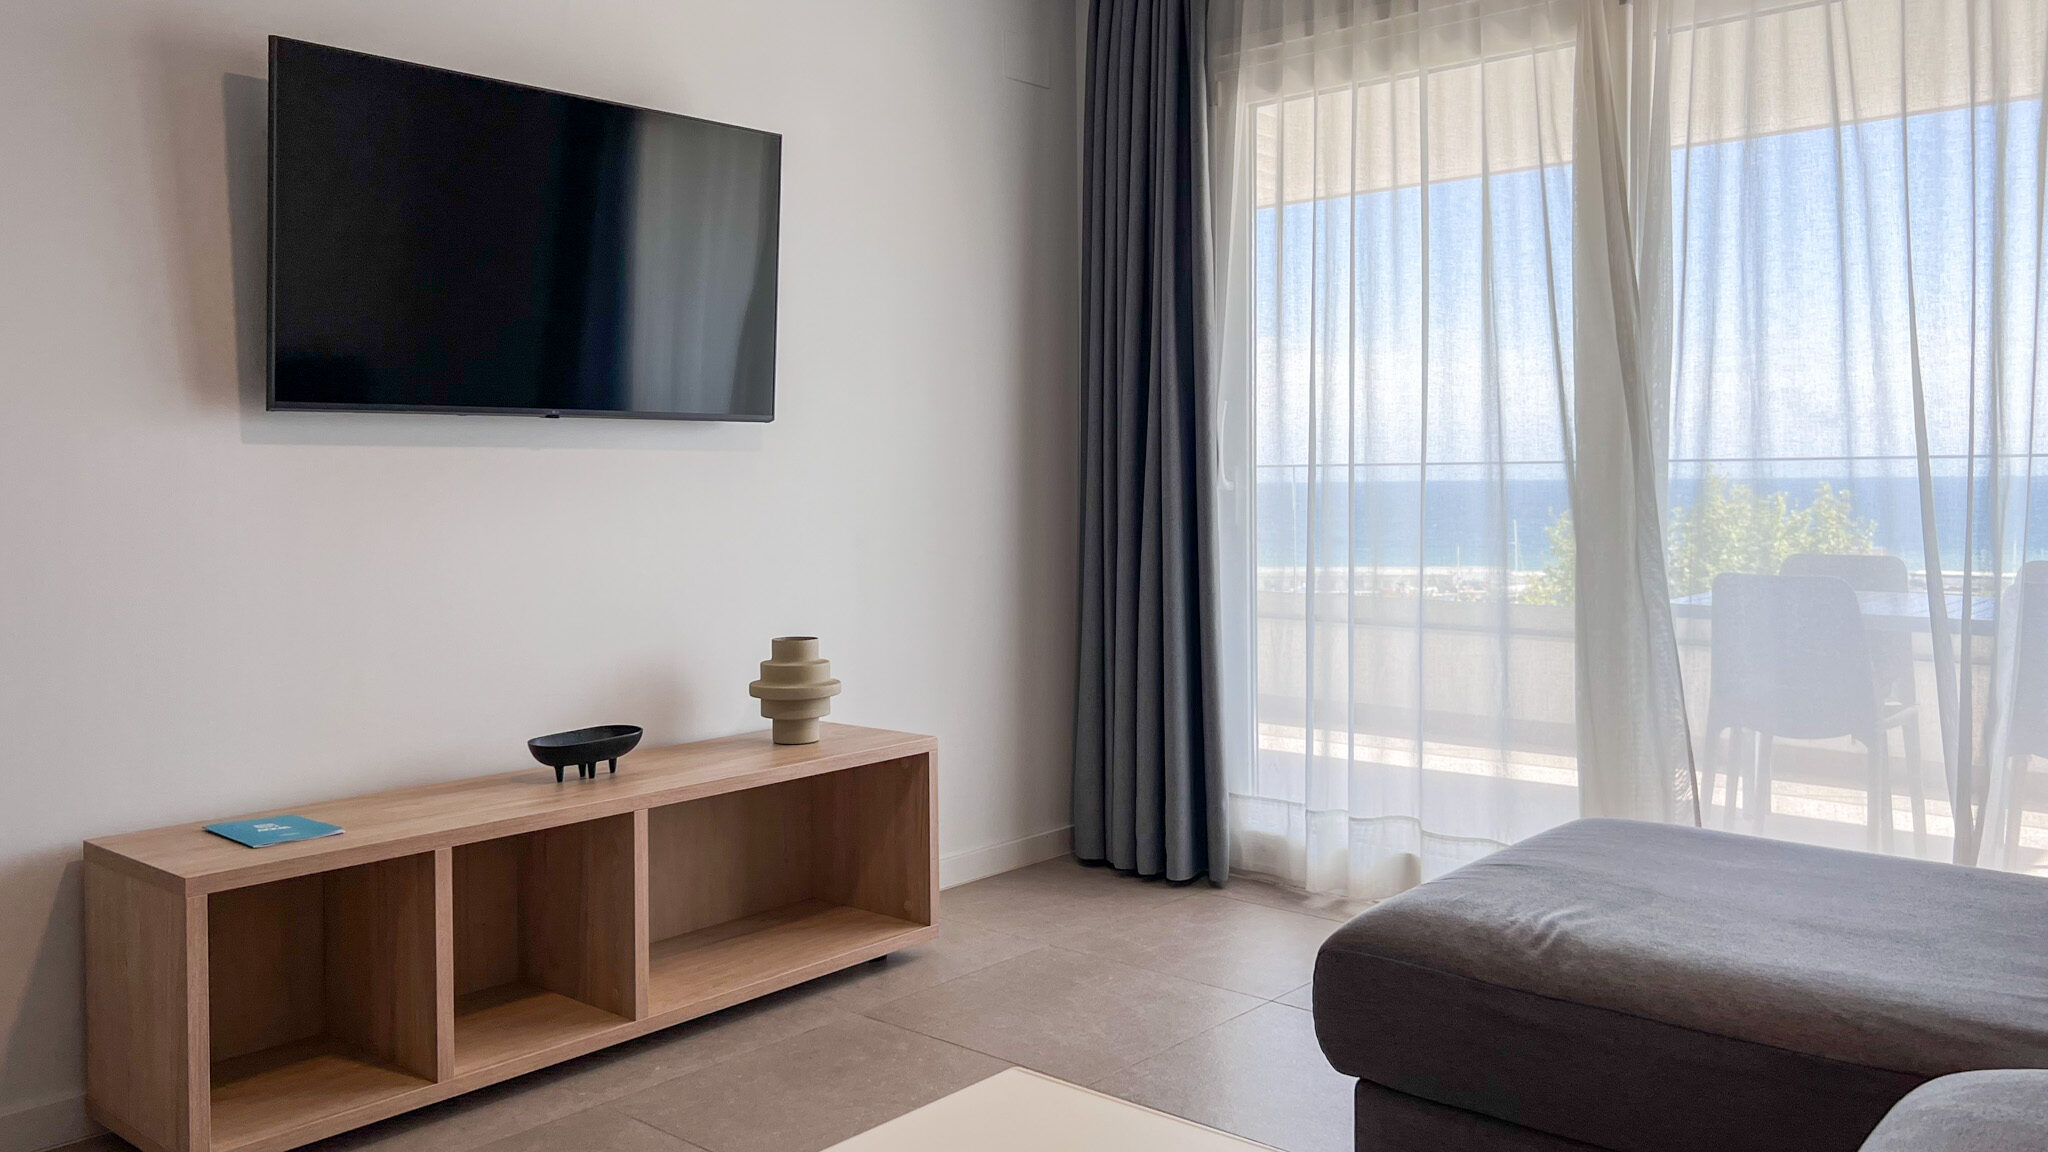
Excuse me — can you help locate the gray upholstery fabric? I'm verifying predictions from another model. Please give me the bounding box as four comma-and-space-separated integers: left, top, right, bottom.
1356, 1079, 1607, 1152
1071, 0, 1228, 884
1319, 934, 1922, 1152
1314, 819, 2048, 1152
1332, 819, 2048, 1071
1859, 1071, 2048, 1152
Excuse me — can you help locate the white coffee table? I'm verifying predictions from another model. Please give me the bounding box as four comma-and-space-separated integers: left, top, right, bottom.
824, 1067, 1276, 1150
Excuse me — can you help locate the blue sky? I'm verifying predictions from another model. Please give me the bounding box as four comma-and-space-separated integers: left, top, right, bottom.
1256, 100, 2046, 471
1252, 97, 2048, 569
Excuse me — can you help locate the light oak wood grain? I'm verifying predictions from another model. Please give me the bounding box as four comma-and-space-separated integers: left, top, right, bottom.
451, 817, 637, 1020
320, 855, 438, 1080
630, 809, 650, 1020
88, 725, 935, 895
86, 860, 208, 1152
209, 1039, 429, 1152
451, 838, 523, 997
648, 900, 928, 1016
450, 983, 630, 1078
149, 912, 934, 1152
207, 857, 438, 1080
647, 777, 816, 940
85, 725, 938, 1152
432, 848, 455, 1081
207, 878, 323, 1064
522, 815, 638, 1019
812, 753, 937, 926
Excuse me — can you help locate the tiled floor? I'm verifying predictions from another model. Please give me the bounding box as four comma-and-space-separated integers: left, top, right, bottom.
62, 859, 1372, 1152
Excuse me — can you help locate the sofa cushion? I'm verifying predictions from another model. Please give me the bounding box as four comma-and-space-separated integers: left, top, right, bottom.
1312, 819, 2048, 1152
1859, 1070, 2048, 1152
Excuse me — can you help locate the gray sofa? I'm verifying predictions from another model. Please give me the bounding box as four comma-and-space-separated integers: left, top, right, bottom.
1310, 819, 2048, 1152
1861, 1070, 2048, 1152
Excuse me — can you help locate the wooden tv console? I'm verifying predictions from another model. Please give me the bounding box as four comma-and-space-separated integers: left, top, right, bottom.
83, 724, 937, 1152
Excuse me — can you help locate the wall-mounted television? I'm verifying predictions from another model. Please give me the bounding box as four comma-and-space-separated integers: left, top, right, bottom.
268, 37, 780, 421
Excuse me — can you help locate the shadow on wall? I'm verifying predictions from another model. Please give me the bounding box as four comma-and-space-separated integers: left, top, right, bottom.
222, 72, 266, 415
997, 64, 1082, 827
0, 856, 84, 1139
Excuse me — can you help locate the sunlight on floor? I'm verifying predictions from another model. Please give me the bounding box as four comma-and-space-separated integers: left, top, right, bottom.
1258, 724, 1579, 788
1259, 723, 2048, 873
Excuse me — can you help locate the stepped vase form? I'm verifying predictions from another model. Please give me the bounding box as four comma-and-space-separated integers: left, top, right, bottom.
748, 636, 843, 744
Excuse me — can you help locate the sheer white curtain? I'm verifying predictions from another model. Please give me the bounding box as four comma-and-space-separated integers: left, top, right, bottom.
1211, 0, 2048, 897
1641, 0, 2048, 870
1210, 0, 1687, 896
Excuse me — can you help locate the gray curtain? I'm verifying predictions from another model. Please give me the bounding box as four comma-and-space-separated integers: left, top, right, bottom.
1072, 0, 1227, 884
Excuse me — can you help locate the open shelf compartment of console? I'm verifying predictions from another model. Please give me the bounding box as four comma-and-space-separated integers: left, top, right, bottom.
206, 855, 437, 1152
84, 725, 938, 1152
451, 815, 638, 1076
647, 754, 935, 1016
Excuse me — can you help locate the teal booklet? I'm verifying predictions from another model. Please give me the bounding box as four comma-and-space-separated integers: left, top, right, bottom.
204, 815, 343, 848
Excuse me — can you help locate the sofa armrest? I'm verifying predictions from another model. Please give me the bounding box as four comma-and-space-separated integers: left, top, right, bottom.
1860, 1070, 2048, 1152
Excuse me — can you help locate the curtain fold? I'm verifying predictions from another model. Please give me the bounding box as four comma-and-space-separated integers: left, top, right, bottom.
1209, 0, 1696, 899
1639, 0, 2048, 868
1074, 0, 1231, 884
1570, 0, 1701, 823
1201, 0, 2048, 893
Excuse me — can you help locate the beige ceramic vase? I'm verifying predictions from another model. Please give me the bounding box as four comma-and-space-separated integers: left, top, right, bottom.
748, 636, 843, 744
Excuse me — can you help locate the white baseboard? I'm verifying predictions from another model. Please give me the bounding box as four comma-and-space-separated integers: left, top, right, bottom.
940, 826, 1072, 889
1, 1092, 94, 1152
4, 828, 1073, 1152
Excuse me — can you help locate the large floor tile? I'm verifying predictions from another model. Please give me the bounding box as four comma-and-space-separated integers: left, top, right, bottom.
1059, 891, 1337, 999
867, 946, 1262, 1085
615, 1015, 1009, 1152
520, 982, 854, 1107
1094, 1002, 1355, 1152
804, 920, 1046, 1013
1279, 982, 1314, 1010
469, 1106, 705, 1152
304, 1074, 573, 1152
1212, 876, 1378, 923
174, 861, 1363, 1152
309, 987, 850, 1152
45, 1138, 129, 1152
940, 857, 1200, 942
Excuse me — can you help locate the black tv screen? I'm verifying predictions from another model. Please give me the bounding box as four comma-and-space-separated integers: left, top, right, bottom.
268, 37, 780, 420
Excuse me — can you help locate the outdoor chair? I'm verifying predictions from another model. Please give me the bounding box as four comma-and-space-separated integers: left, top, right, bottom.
1993, 561, 2048, 856
1781, 553, 1926, 849
1702, 572, 1922, 851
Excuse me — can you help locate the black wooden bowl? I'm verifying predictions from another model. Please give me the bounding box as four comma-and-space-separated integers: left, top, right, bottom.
528, 725, 643, 783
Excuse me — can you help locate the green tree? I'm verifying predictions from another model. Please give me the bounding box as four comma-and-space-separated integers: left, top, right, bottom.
1665, 473, 1879, 595
1519, 510, 1577, 606
1516, 471, 1879, 604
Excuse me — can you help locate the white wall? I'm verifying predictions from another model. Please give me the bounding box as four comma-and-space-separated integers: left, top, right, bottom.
0, 1, 1079, 1144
